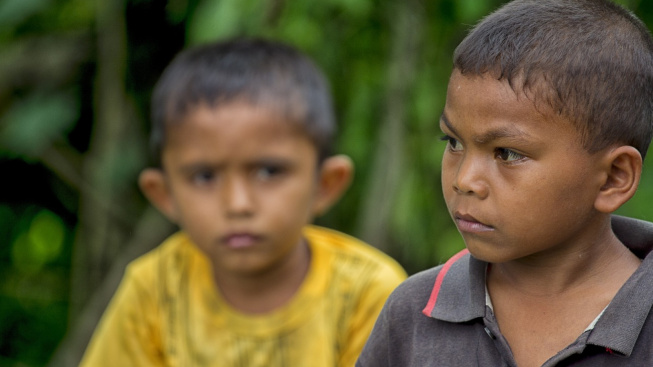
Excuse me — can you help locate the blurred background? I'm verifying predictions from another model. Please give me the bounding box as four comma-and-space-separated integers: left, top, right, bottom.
1, 0, 652, 365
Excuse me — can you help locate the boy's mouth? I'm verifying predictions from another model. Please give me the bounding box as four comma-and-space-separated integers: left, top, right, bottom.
454, 212, 494, 233
221, 233, 261, 249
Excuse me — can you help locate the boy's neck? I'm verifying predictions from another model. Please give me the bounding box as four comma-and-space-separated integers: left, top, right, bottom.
487, 229, 639, 296
211, 239, 311, 314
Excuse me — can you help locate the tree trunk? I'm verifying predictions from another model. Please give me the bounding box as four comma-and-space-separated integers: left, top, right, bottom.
356, 0, 424, 254
68, 0, 129, 324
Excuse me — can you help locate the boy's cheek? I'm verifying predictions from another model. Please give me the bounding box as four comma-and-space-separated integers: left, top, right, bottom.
159, 198, 182, 224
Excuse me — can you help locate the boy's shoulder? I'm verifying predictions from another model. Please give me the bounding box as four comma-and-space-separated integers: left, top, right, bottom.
122, 231, 201, 290
383, 264, 446, 311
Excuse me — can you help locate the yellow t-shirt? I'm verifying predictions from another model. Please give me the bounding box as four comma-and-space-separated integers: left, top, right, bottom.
80, 225, 407, 367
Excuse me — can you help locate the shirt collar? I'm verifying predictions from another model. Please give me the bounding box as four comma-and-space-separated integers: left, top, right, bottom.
422, 250, 486, 322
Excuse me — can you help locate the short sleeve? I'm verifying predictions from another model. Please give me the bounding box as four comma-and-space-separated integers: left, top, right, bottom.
79, 264, 165, 367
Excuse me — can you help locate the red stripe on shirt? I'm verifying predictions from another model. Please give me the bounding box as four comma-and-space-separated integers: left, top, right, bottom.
422, 249, 470, 317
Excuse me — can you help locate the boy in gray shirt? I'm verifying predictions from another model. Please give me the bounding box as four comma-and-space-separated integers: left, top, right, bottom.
358, 0, 653, 366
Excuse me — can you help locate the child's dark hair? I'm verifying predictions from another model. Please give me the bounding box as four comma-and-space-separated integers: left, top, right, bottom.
150, 38, 335, 167
454, 0, 653, 158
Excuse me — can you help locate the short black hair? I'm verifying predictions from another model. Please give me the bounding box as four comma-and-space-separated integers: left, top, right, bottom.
454, 0, 653, 159
150, 38, 335, 167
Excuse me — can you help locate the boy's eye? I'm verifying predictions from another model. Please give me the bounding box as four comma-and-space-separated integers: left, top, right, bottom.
440, 135, 463, 152
495, 148, 524, 162
191, 170, 216, 185
255, 165, 285, 181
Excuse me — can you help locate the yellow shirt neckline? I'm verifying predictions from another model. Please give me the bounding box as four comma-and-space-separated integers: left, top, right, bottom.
185, 226, 331, 335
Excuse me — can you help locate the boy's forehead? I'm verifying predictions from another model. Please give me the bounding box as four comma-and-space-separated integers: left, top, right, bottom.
446, 72, 518, 117
167, 89, 307, 121
171, 97, 310, 135
447, 71, 562, 121
161, 101, 314, 151
443, 70, 580, 141
159, 102, 319, 167
448, 70, 523, 102
172, 101, 306, 135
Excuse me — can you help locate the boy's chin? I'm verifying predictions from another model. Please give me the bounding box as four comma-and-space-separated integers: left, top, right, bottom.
463, 242, 514, 264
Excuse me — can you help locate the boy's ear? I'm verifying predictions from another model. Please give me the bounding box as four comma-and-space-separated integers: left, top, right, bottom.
312, 155, 354, 217
594, 146, 642, 213
138, 168, 180, 223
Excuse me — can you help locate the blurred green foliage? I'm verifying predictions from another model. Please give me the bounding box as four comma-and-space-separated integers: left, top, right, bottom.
0, 0, 652, 366
1, 92, 79, 159
1, 205, 71, 366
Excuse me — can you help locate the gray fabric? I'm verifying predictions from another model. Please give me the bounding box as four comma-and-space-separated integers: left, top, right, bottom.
357, 215, 653, 367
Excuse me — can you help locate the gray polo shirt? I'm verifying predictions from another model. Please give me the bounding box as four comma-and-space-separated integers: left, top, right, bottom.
357, 215, 653, 366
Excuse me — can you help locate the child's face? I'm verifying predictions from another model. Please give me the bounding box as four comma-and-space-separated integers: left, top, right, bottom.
157, 102, 322, 276
440, 70, 607, 263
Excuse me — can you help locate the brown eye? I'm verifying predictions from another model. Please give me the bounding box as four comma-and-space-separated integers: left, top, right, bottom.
495, 148, 523, 162
440, 135, 463, 152
192, 170, 216, 185
255, 165, 285, 181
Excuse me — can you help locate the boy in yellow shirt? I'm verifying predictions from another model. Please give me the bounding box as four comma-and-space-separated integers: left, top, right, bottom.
80, 38, 406, 367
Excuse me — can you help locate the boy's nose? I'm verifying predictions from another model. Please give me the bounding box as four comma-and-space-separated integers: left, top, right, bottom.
222, 177, 255, 218
452, 156, 489, 198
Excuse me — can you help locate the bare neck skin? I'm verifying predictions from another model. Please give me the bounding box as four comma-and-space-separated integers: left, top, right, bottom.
212, 240, 311, 314
489, 232, 638, 296
486, 220, 641, 367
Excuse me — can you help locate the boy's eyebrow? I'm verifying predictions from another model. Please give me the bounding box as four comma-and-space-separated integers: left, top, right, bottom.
176, 158, 296, 174
177, 162, 223, 174
246, 157, 296, 170
439, 112, 460, 137
439, 112, 529, 144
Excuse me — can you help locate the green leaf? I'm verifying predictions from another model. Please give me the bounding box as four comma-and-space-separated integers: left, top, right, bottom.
0, 204, 17, 247
611, 0, 635, 8
186, 0, 266, 44
28, 210, 65, 261
454, 0, 491, 23
0, 0, 51, 28
328, 0, 372, 18
187, 0, 240, 43
166, 0, 190, 24
277, 16, 323, 50
0, 92, 78, 158
11, 209, 66, 274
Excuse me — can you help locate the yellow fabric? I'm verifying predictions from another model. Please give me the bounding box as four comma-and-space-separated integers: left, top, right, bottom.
80, 225, 407, 367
